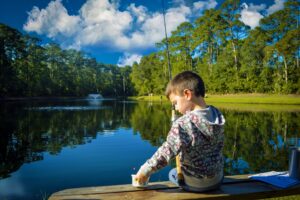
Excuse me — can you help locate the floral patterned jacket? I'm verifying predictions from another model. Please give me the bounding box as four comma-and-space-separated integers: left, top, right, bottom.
139, 105, 225, 179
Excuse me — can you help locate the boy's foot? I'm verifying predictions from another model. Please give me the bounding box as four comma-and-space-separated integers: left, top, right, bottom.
169, 168, 179, 186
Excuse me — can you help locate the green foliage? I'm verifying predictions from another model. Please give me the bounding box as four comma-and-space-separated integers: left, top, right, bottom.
131, 53, 167, 95
0, 24, 26, 96
0, 24, 133, 97
131, 0, 299, 95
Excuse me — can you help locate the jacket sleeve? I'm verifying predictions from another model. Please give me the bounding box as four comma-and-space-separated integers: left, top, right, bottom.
138, 122, 188, 177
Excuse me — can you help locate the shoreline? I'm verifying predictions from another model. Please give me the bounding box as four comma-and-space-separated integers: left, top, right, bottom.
1, 94, 300, 105
129, 94, 300, 105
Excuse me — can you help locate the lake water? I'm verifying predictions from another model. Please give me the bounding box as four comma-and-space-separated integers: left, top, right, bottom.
0, 99, 299, 200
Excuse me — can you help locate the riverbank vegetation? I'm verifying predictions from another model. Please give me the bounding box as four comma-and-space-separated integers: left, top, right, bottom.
0, 0, 299, 98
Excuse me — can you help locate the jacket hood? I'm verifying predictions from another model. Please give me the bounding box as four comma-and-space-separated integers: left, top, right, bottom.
189, 105, 225, 137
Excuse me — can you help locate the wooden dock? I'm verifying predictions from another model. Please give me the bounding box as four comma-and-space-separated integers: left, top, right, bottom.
49, 174, 300, 200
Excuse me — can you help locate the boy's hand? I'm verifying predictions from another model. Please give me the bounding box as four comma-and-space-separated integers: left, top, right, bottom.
135, 172, 149, 185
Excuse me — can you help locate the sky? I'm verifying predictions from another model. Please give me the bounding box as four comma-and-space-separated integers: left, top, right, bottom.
0, 0, 285, 66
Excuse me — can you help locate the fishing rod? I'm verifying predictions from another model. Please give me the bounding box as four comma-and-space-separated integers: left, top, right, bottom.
161, 0, 172, 81
161, 0, 184, 186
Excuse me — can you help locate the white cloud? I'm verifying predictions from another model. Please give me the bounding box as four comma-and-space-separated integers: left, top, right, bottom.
239, 0, 285, 29
76, 0, 133, 49
117, 53, 142, 67
129, 4, 191, 48
24, 0, 286, 56
193, 0, 217, 13
22, 0, 213, 55
240, 3, 265, 29
127, 3, 148, 24
23, 0, 80, 38
267, 0, 285, 15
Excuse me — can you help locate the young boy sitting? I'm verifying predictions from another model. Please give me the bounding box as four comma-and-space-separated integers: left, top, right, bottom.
135, 71, 225, 192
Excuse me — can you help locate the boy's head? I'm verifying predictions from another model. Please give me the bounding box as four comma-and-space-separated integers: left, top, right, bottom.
165, 71, 205, 99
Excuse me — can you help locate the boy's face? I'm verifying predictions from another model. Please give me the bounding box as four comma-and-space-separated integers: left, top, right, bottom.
169, 90, 193, 114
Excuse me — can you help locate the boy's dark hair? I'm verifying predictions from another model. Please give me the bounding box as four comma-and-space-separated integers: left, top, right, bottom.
165, 71, 205, 99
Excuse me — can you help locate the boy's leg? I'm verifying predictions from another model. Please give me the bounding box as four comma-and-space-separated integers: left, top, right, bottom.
181, 174, 224, 193
169, 168, 223, 192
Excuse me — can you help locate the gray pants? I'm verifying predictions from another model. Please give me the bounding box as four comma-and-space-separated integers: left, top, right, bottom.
169, 168, 223, 192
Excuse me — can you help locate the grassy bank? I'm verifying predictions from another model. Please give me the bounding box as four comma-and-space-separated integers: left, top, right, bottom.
129, 94, 300, 105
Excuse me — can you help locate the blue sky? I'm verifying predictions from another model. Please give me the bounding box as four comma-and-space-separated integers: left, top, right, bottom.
0, 0, 285, 66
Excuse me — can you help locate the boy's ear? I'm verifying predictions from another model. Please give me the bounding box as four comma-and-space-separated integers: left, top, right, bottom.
183, 89, 192, 100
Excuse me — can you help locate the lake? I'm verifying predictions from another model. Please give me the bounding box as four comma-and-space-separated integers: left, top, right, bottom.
0, 99, 299, 200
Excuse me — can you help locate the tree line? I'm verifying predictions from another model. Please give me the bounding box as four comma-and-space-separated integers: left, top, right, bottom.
131, 0, 299, 95
0, 24, 134, 97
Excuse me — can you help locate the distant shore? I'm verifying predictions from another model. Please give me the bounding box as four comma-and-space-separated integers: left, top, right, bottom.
0, 96, 83, 101
129, 94, 300, 105
1, 94, 300, 105
0, 96, 116, 101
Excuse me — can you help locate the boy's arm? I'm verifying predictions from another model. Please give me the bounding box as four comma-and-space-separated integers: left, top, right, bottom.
137, 123, 188, 179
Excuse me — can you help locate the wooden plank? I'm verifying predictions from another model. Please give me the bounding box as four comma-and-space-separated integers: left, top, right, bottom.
51, 181, 176, 196
49, 184, 300, 200
51, 174, 250, 196
48, 174, 300, 200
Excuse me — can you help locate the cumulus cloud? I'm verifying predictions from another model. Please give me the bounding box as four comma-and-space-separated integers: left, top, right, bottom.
23, 0, 288, 65
23, 0, 80, 38
193, 0, 217, 13
267, 0, 285, 15
23, 0, 287, 53
129, 4, 191, 48
117, 53, 142, 67
24, 0, 194, 51
75, 0, 133, 49
23, 0, 222, 65
127, 3, 148, 24
239, 0, 285, 29
240, 3, 265, 29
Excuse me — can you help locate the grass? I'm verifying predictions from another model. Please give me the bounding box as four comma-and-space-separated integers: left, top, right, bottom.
211, 103, 300, 112
205, 94, 300, 105
129, 94, 300, 105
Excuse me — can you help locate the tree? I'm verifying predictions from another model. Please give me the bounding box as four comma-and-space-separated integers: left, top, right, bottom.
0, 24, 26, 97
220, 0, 250, 71
168, 22, 194, 75
131, 53, 165, 95
193, 9, 226, 76
260, 0, 300, 92
240, 28, 268, 92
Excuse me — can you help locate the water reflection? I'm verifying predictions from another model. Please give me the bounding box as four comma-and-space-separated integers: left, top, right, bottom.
0, 100, 299, 199
286, 137, 300, 147
87, 97, 103, 106
222, 110, 299, 175
0, 100, 134, 180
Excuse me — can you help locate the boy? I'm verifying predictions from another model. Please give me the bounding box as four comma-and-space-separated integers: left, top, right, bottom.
135, 71, 225, 192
